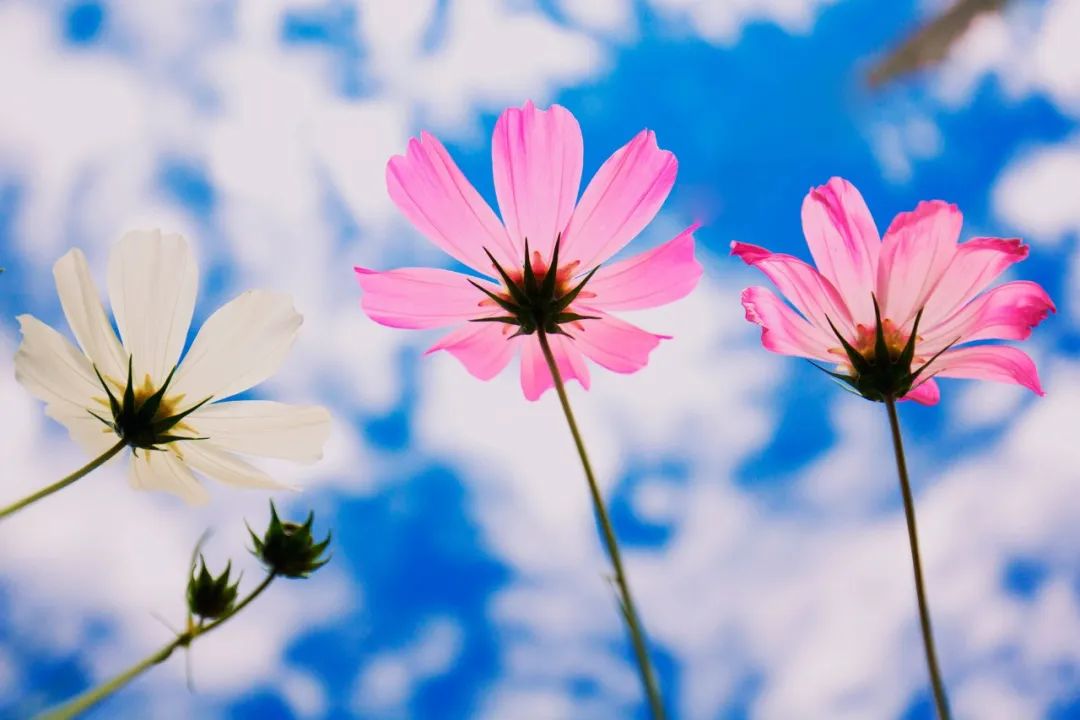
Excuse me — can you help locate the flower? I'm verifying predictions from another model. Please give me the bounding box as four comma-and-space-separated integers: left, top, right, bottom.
355, 101, 702, 400
733, 177, 1054, 404
15, 230, 332, 504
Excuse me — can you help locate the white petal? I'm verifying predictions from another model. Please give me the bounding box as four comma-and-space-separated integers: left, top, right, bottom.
46, 404, 119, 456
14, 315, 102, 411
177, 441, 291, 490
129, 450, 209, 505
108, 230, 198, 386
188, 401, 331, 462
53, 248, 126, 382
171, 290, 301, 403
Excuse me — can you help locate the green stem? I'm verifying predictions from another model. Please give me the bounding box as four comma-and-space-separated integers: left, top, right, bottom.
885, 397, 951, 720
536, 330, 666, 720
37, 573, 276, 720
0, 439, 127, 521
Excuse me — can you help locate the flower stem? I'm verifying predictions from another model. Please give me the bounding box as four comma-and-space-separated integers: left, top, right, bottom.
536, 330, 666, 720
0, 439, 127, 522
37, 573, 276, 720
884, 397, 951, 720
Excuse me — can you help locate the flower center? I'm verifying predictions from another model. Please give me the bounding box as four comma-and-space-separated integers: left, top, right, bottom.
90, 356, 211, 452
818, 297, 952, 403
840, 318, 914, 363
469, 236, 600, 337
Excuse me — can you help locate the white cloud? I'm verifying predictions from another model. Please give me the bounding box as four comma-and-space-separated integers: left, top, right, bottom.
359, 0, 607, 132
351, 618, 464, 717
938, 0, 1080, 116
993, 135, 1080, 246
647, 0, 835, 44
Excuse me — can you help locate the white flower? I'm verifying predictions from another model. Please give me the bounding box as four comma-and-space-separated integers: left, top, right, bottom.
14, 230, 332, 505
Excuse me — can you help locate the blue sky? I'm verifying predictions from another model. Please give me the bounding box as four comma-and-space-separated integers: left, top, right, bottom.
1, 0, 1079, 718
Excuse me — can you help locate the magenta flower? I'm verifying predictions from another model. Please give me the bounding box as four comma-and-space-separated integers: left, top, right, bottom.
733, 177, 1054, 404
355, 101, 702, 400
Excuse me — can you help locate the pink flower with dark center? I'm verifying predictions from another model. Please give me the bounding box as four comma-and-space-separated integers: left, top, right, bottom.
356, 101, 702, 400
733, 177, 1054, 404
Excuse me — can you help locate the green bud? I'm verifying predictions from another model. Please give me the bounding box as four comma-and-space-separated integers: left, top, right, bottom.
187, 555, 240, 620
249, 502, 331, 579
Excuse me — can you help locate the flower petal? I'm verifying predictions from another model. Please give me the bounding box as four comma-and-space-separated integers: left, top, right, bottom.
800, 177, 881, 325
177, 442, 289, 490
354, 266, 500, 329
14, 314, 101, 412
387, 131, 517, 271
731, 240, 855, 336
740, 286, 836, 361
187, 401, 332, 462
519, 334, 590, 401
171, 290, 301, 404
569, 312, 666, 374
46, 404, 118, 456
426, 322, 518, 381
586, 225, 702, 310
107, 230, 199, 385
562, 129, 678, 269
902, 378, 941, 406
492, 101, 583, 259
129, 450, 209, 505
930, 345, 1044, 395
921, 237, 1029, 327
920, 280, 1055, 353
15, 315, 119, 455
53, 247, 126, 381
877, 201, 961, 328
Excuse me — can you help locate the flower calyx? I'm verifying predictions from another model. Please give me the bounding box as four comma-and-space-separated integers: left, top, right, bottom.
818, 296, 956, 402
186, 555, 240, 621
248, 501, 331, 579
469, 235, 599, 337
90, 355, 211, 453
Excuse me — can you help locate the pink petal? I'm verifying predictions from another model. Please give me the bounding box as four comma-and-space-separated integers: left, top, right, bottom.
731, 240, 855, 337
492, 101, 583, 259
921, 237, 1030, 327
519, 334, 590, 401
930, 345, 1044, 395
586, 225, 702, 310
569, 312, 666, 374
387, 131, 518, 271
426, 322, 518, 381
740, 286, 836, 361
920, 280, 1055, 353
561, 129, 678, 269
800, 177, 881, 325
354, 267, 496, 329
902, 378, 941, 406
877, 201, 962, 328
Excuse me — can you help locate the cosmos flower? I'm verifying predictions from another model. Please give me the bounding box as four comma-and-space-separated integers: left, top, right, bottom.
355, 101, 702, 400
733, 177, 1054, 404
14, 230, 331, 504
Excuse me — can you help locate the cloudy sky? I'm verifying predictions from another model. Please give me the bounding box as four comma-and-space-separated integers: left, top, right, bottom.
1, 0, 1078, 718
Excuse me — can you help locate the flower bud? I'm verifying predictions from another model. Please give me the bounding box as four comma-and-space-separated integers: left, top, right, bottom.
187, 555, 240, 620
249, 502, 331, 578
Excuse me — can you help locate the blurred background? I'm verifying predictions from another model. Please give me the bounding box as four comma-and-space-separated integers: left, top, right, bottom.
0, 0, 1077, 718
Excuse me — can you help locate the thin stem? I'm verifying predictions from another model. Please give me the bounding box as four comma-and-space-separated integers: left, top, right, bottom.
885, 397, 951, 720
536, 330, 666, 720
37, 573, 276, 720
0, 439, 127, 521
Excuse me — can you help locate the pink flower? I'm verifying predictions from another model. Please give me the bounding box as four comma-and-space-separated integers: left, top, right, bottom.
356, 101, 702, 400
733, 177, 1054, 405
